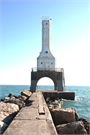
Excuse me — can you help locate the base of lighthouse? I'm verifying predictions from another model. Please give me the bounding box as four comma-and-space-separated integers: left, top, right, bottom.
30, 70, 65, 92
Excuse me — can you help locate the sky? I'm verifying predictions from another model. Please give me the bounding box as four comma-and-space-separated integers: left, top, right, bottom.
0, 0, 90, 86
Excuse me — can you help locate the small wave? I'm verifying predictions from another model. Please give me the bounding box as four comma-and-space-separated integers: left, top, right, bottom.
75, 97, 83, 101
60, 97, 83, 102
61, 99, 69, 101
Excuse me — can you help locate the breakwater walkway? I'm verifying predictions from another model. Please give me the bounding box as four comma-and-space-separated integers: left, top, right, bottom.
3, 92, 58, 135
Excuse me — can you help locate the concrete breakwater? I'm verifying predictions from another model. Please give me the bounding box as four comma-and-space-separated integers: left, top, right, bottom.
0, 90, 90, 135
39, 90, 75, 100
2, 91, 58, 135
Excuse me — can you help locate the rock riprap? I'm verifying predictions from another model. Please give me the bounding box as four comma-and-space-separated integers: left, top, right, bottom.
56, 121, 87, 134
0, 90, 32, 134
4, 97, 25, 109
51, 108, 78, 125
0, 102, 19, 134
0, 102, 19, 124
48, 99, 62, 111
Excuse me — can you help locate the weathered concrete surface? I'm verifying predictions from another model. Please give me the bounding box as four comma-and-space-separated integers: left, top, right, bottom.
39, 90, 75, 100
30, 71, 65, 92
3, 92, 58, 135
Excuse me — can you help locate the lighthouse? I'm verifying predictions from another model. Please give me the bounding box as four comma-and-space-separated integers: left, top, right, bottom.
30, 17, 65, 92
37, 17, 56, 71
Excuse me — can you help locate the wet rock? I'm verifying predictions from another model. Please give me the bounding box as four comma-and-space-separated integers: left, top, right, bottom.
51, 108, 77, 125
56, 121, 87, 134
0, 102, 19, 124
0, 121, 8, 134
21, 90, 32, 97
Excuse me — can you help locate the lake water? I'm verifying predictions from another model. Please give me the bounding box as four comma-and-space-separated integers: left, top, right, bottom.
0, 85, 90, 122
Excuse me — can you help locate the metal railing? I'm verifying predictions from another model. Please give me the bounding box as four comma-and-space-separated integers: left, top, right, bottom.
31, 67, 64, 72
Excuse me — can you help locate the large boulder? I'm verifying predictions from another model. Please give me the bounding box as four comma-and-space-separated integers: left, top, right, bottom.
10, 98, 25, 109
21, 90, 32, 97
0, 121, 8, 134
0, 102, 19, 124
56, 121, 87, 134
51, 108, 78, 125
79, 118, 90, 134
4, 97, 25, 109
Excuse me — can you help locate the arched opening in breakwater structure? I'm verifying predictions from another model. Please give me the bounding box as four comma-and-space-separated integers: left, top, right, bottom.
30, 71, 65, 92
36, 75, 58, 91
37, 77, 54, 90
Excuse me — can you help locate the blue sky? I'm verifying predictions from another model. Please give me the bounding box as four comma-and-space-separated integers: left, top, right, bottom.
0, 0, 90, 86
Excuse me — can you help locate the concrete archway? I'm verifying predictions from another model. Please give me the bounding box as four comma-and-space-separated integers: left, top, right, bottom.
30, 71, 65, 92
37, 76, 57, 90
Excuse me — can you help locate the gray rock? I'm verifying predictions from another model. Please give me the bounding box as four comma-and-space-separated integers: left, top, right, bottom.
21, 90, 32, 97
48, 101, 62, 111
0, 102, 19, 124
10, 98, 25, 109
4, 97, 25, 109
51, 108, 77, 125
56, 121, 87, 134
4, 97, 15, 103
18, 95, 27, 101
0, 121, 8, 134
79, 118, 90, 134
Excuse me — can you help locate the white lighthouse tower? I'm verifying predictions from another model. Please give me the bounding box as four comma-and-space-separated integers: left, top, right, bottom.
30, 17, 65, 92
37, 17, 56, 71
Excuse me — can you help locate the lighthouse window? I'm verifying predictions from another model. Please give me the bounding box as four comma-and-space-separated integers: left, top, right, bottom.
46, 23, 47, 25
46, 51, 48, 53
41, 62, 43, 64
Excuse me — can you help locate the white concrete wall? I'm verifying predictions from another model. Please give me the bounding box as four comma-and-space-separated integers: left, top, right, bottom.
37, 18, 56, 71
42, 20, 51, 52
